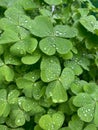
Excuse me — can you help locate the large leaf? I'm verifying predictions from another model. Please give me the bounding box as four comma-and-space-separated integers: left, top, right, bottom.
41, 56, 61, 82
30, 16, 53, 37
39, 37, 72, 55
46, 80, 68, 103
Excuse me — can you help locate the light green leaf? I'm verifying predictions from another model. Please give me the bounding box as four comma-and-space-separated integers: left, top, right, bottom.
0, 65, 14, 82
69, 115, 84, 130
94, 102, 98, 127
46, 80, 68, 103
64, 61, 83, 75
30, 16, 53, 37
0, 30, 19, 44
8, 89, 20, 104
39, 112, 64, 130
54, 25, 78, 38
23, 70, 40, 82
10, 37, 38, 56
21, 50, 41, 65
15, 110, 25, 126
4, 52, 21, 65
60, 68, 75, 90
83, 124, 97, 130
41, 56, 61, 82
39, 37, 72, 55
80, 15, 96, 33
44, 0, 62, 5
0, 125, 8, 130
73, 93, 93, 107
16, 78, 33, 89
78, 104, 95, 122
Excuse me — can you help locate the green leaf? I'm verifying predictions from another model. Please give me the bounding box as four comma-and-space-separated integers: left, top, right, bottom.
78, 104, 95, 122
73, 93, 93, 107
64, 61, 83, 75
44, 0, 62, 5
39, 112, 64, 130
23, 70, 40, 82
60, 68, 75, 90
30, 16, 53, 37
8, 89, 20, 104
41, 56, 61, 82
46, 80, 68, 103
39, 37, 72, 55
80, 15, 96, 33
21, 50, 41, 65
0, 125, 8, 130
69, 115, 84, 130
15, 110, 25, 126
83, 124, 97, 130
4, 52, 21, 65
10, 37, 38, 56
0, 65, 14, 82
94, 102, 98, 127
0, 30, 19, 44
54, 25, 78, 38
16, 78, 33, 89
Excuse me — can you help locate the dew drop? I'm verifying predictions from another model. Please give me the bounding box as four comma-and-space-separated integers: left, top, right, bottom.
43, 47, 47, 51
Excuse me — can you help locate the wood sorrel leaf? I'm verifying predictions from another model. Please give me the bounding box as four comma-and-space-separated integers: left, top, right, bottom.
41, 56, 61, 82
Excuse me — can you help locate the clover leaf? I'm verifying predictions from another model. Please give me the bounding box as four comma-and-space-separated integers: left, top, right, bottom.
41, 56, 61, 82
21, 50, 41, 65
44, 0, 62, 5
60, 67, 75, 90
54, 25, 78, 38
83, 124, 97, 130
68, 114, 84, 130
39, 37, 72, 55
46, 80, 68, 103
39, 112, 64, 130
79, 15, 96, 33
30, 16, 53, 37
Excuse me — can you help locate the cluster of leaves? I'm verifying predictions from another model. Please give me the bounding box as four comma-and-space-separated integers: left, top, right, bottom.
0, 0, 98, 130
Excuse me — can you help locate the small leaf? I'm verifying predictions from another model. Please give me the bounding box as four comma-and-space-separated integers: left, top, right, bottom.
30, 16, 53, 37
80, 15, 96, 33
23, 70, 40, 82
8, 89, 20, 104
60, 68, 75, 90
0, 65, 14, 82
21, 50, 41, 65
94, 102, 98, 127
73, 93, 93, 107
54, 25, 78, 38
69, 115, 84, 130
16, 78, 33, 89
78, 104, 95, 122
39, 112, 64, 130
64, 61, 83, 75
15, 111, 25, 126
41, 56, 61, 82
83, 124, 97, 130
44, 0, 62, 5
0, 30, 19, 44
46, 80, 68, 103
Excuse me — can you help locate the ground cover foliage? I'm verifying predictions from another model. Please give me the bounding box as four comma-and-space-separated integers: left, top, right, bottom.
0, 0, 98, 130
